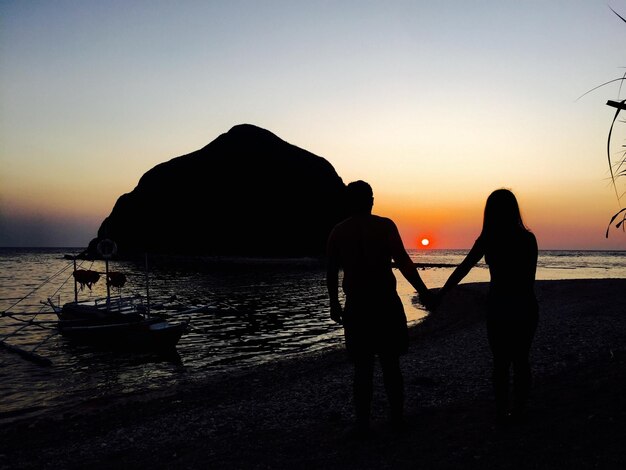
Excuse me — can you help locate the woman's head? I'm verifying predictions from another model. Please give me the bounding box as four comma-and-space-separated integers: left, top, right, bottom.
482, 188, 528, 236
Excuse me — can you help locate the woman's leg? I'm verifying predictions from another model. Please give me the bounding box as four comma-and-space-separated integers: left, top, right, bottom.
511, 308, 539, 415
487, 318, 512, 423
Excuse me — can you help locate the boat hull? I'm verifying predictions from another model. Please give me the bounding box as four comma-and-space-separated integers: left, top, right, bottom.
58, 318, 187, 351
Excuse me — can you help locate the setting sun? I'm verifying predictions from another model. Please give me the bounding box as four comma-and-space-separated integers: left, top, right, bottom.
421, 238, 430, 247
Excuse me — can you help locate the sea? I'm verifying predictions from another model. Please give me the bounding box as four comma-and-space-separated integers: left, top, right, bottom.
1, 248, 625, 423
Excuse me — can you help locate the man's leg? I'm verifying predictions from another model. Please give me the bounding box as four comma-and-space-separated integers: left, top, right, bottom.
353, 352, 375, 432
379, 353, 404, 427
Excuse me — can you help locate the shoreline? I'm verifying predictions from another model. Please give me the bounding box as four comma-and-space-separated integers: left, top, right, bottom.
2, 278, 626, 469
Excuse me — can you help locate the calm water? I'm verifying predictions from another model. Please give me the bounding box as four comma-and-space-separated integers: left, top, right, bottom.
1, 248, 625, 422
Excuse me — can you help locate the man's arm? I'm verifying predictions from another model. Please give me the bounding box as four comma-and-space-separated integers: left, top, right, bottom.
326, 230, 343, 324
388, 220, 429, 297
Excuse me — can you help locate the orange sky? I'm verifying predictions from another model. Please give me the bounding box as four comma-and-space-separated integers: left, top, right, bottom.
1, 2, 625, 249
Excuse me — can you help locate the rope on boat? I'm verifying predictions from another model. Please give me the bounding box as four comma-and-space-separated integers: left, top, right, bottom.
0, 257, 87, 366
30, 330, 61, 354
0, 318, 51, 342
50, 262, 83, 299
0, 313, 57, 330
2, 261, 75, 312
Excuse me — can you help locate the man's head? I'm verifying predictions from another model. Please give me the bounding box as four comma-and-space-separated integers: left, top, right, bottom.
346, 180, 374, 215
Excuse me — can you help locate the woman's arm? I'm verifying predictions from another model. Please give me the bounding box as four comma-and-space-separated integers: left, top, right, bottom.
439, 239, 484, 296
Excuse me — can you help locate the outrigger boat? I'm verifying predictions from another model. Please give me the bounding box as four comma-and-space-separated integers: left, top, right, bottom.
47, 239, 191, 351
1, 239, 202, 365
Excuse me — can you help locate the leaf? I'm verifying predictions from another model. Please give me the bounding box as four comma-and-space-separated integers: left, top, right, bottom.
576, 78, 626, 101
610, 6, 626, 23
606, 207, 626, 237
606, 100, 626, 201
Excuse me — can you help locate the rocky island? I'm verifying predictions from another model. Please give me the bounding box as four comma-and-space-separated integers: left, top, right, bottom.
87, 124, 347, 258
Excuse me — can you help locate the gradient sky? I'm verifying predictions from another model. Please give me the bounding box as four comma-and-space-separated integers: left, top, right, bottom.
1, 1, 625, 249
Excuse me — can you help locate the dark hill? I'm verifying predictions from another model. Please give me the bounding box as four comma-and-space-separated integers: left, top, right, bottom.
88, 124, 347, 258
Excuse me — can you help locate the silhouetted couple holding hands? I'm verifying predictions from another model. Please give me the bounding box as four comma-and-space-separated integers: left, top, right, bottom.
326, 181, 538, 437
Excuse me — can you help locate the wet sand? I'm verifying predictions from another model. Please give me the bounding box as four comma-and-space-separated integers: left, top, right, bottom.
2, 278, 626, 469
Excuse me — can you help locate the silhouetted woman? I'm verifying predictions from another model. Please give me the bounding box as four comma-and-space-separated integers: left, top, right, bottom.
438, 188, 538, 425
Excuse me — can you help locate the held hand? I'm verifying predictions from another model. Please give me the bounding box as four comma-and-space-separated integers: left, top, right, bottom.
430, 289, 445, 312
419, 289, 439, 312
330, 301, 343, 325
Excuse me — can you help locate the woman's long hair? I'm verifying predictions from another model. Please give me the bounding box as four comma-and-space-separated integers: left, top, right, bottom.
480, 189, 529, 242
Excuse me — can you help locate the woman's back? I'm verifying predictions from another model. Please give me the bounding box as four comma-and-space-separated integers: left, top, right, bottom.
481, 228, 538, 303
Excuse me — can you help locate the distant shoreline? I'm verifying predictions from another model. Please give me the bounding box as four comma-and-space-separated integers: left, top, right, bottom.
1, 246, 625, 253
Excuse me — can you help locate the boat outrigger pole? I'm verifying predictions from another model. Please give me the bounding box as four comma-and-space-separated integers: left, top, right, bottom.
0, 340, 52, 366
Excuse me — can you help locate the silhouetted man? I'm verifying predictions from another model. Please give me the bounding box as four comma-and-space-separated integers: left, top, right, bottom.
326, 180, 432, 436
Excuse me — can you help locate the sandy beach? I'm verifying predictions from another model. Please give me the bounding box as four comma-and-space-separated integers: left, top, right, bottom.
1, 278, 625, 470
